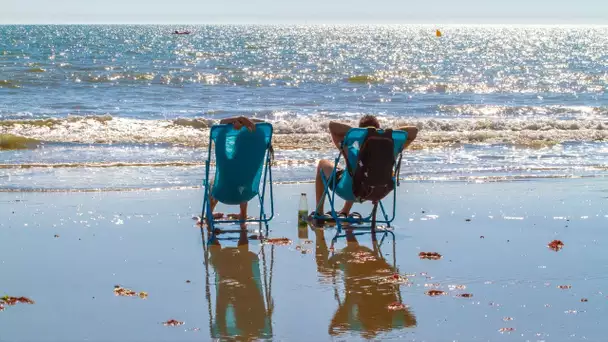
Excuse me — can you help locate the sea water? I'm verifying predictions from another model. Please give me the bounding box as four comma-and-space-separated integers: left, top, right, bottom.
1, 25, 607, 192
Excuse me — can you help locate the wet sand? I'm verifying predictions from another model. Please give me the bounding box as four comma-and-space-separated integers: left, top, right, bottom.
1, 178, 607, 341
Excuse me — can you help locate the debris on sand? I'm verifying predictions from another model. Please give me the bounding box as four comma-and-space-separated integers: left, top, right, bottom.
419, 252, 442, 260
425, 290, 446, 296
448, 284, 466, 290
456, 293, 473, 298
113, 285, 147, 299
0, 295, 35, 311
548, 239, 565, 251
163, 319, 184, 327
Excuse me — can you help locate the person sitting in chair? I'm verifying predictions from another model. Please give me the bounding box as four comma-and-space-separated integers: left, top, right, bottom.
208, 116, 266, 230
312, 115, 418, 220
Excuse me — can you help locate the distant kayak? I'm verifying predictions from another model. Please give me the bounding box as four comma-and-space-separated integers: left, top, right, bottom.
172, 31, 191, 35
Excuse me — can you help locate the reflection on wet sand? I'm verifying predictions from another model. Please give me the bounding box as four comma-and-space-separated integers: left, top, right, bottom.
203, 230, 274, 341
315, 229, 416, 339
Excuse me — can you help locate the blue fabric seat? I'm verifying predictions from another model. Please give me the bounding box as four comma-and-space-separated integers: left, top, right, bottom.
201, 122, 274, 232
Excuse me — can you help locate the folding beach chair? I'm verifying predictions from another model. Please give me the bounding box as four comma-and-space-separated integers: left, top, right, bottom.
314, 128, 407, 234
201, 122, 274, 235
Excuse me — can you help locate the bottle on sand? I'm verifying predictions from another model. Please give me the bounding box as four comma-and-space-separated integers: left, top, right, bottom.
298, 193, 308, 233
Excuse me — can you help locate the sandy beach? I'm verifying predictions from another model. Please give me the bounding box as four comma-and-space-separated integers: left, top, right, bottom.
1, 178, 607, 341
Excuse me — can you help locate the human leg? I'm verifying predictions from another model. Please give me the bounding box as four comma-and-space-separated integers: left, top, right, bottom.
315, 159, 336, 214
340, 201, 354, 216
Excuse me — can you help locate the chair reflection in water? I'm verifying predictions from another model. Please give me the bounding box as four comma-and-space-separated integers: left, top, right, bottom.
315, 228, 416, 339
202, 229, 274, 340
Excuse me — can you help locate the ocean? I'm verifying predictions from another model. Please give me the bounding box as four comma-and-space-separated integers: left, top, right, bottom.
1, 25, 607, 191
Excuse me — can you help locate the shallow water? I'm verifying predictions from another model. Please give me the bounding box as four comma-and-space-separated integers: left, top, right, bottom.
1, 179, 607, 341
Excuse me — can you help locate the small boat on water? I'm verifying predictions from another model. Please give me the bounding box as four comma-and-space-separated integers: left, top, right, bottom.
172, 30, 191, 35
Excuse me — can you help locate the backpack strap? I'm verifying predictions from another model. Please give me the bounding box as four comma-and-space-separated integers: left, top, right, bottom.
395, 152, 403, 186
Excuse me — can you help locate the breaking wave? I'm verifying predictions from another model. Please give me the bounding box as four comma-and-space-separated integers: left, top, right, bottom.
0, 134, 40, 150
2, 114, 608, 149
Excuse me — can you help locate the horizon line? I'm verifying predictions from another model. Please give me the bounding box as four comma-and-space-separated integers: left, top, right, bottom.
1, 22, 608, 26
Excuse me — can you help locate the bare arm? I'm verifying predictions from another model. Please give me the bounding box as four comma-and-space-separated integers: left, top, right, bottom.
328, 121, 352, 149
396, 125, 418, 149
220, 116, 264, 131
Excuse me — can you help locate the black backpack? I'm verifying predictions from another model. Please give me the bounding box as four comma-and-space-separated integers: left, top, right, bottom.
345, 128, 400, 230
348, 128, 396, 202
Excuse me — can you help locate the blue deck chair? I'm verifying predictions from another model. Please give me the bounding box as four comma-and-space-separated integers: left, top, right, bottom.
314, 128, 407, 234
201, 122, 274, 234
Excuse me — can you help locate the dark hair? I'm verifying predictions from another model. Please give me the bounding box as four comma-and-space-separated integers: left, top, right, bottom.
358, 115, 380, 128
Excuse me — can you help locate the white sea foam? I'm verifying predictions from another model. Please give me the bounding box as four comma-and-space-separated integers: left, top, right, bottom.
2, 114, 608, 148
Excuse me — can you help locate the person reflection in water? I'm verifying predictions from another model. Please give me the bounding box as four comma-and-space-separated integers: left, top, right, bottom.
314, 229, 416, 339
208, 230, 272, 340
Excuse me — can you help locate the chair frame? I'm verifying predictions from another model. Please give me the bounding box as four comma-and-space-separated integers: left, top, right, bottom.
314, 130, 404, 235
201, 124, 275, 236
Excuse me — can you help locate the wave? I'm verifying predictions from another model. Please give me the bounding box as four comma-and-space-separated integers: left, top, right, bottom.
26, 67, 46, 73
75, 72, 157, 83
0, 134, 40, 150
0, 159, 317, 169
2, 114, 608, 148
347, 75, 383, 83
4, 65, 607, 93
0, 80, 20, 88
437, 105, 608, 117
0, 173, 605, 193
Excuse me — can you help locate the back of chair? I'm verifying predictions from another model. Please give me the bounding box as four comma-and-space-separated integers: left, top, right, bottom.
341, 128, 407, 203
210, 123, 273, 205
